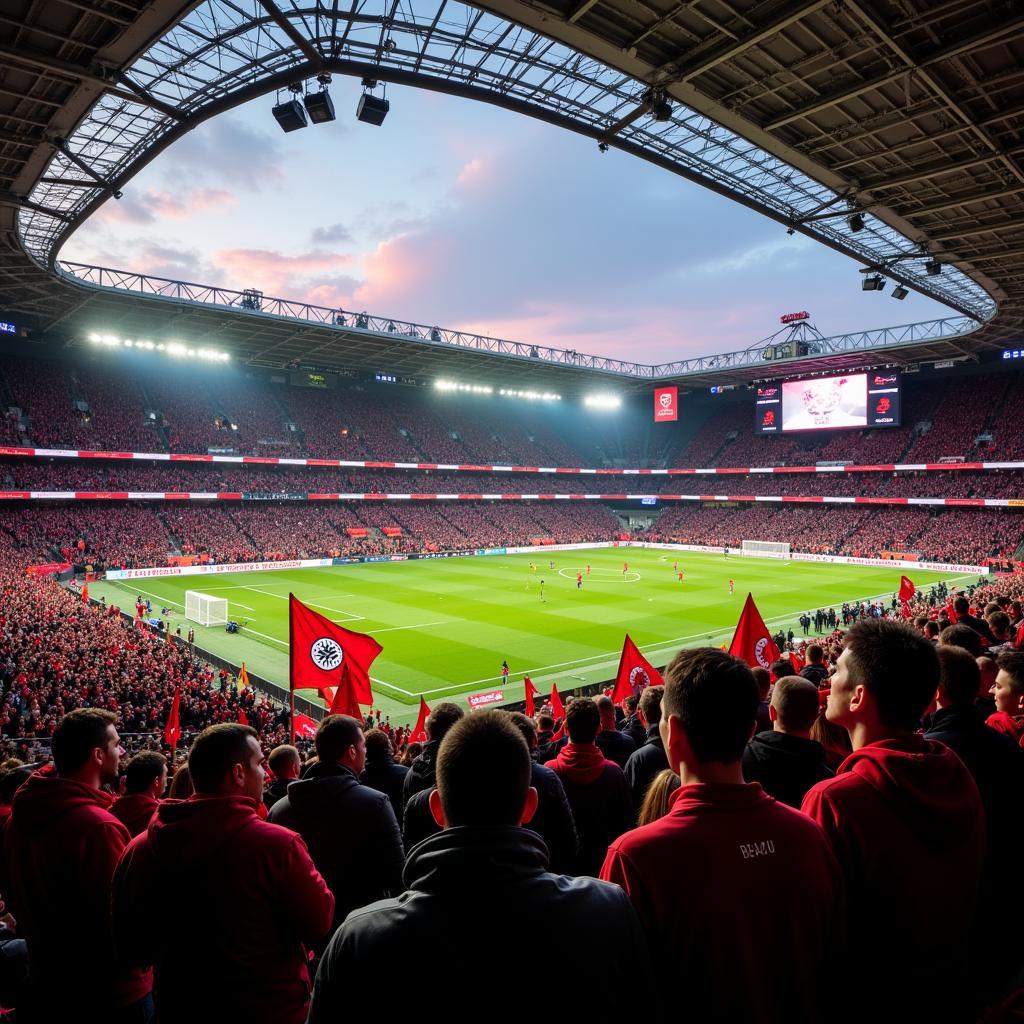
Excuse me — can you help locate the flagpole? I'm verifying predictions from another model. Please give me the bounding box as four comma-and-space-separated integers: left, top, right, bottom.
290, 691, 295, 745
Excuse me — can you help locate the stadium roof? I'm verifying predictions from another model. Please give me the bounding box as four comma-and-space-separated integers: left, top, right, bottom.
1, 0, 1021, 393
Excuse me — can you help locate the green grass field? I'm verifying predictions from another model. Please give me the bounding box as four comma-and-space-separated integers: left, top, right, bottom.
91, 548, 972, 726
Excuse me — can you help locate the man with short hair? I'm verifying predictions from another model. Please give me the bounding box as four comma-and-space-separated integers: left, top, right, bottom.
545, 697, 632, 875
113, 724, 334, 1024
602, 648, 842, 1024
800, 644, 829, 687
403, 702, 464, 802
359, 728, 408, 826
803, 619, 985, 1023
595, 695, 636, 768
623, 685, 671, 810
263, 744, 301, 811
742, 676, 832, 807
619, 694, 646, 748
309, 711, 651, 1022
5, 708, 153, 1022
953, 596, 997, 645
112, 751, 167, 837
270, 715, 404, 928
940, 623, 984, 658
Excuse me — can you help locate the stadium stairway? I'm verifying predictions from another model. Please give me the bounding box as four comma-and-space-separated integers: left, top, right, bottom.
136, 378, 171, 452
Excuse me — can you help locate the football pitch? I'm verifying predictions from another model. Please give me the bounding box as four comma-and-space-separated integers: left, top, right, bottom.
92, 548, 971, 726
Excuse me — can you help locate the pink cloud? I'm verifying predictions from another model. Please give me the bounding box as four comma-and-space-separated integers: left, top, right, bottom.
210, 248, 357, 303
91, 188, 237, 225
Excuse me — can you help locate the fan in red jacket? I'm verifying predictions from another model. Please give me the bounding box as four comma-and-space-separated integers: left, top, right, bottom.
111, 750, 167, 838
802, 619, 986, 1024
3, 708, 153, 1020
112, 723, 334, 1024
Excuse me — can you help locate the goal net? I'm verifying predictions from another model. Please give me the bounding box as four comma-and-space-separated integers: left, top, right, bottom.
741, 540, 791, 559
185, 591, 229, 627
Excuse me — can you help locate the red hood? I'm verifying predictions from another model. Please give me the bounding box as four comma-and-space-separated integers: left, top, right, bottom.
146, 795, 262, 869
10, 772, 114, 836
547, 742, 613, 784
837, 735, 982, 847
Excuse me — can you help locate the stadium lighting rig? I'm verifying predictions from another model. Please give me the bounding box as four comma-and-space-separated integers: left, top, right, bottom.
500, 388, 561, 401
434, 379, 560, 401
583, 393, 622, 410
87, 333, 230, 362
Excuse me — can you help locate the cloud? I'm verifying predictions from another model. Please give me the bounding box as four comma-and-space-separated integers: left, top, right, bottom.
90, 188, 237, 226
209, 248, 358, 303
311, 223, 352, 244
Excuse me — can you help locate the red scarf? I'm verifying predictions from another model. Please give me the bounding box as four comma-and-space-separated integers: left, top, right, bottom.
547, 742, 611, 784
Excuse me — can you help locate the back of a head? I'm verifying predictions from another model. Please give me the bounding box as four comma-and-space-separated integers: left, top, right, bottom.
427, 702, 465, 742
52, 707, 116, 776
663, 648, 758, 763
167, 762, 193, 799
752, 667, 773, 699
939, 624, 983, 658
536, 713, 554, 732
771, 676, 821, 734
936, 646, 982, 708
923, 621, 940, 639
362, 729, 392, 762
622, 694, 639, 716
565, 697, 600, 744
595, 695, 615, 724
315, 715, 363, 765
188, 724, 257, 794
639, 685, 664, 728
0, 764, 33, 806
124, 751, 167, 795
807, 644, 823, 664
637, 769, 679, 827
508, 711, 537, 749
953, 596, 970, 616
267, 744, 301, 778
987, 610, 1010, 637
844, 618, 940, 731
436, 711, 530, 826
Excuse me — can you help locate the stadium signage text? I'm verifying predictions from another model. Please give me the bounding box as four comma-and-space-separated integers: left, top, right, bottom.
467, 690, 504, 709
779, 311, 810, 324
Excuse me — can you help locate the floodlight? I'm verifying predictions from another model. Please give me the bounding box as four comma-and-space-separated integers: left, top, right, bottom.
861, 275, 884, 292
303, 88, 336, 124
847, 212, 865, 232
356, 93, 390, 126
891, 285, 908, 300
926, 259, 942, 276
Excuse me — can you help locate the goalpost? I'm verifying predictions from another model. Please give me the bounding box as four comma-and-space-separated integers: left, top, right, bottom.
185, 590, 229, 627
741, 540, 791, 559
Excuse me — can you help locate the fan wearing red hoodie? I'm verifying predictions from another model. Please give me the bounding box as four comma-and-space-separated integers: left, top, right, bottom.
987, 650, 1024, 748
546, 697, 632, 875
3, 708, 153, 1021
601, 648, 842, 1024
112, 724, 334, 1024
111, 751, 167, 838
802, 618, 986, 1024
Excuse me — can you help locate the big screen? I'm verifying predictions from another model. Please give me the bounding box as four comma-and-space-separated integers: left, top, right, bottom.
755, 371, 901, 434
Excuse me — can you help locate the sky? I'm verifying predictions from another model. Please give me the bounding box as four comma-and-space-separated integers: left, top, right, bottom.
62, 80, 952, 366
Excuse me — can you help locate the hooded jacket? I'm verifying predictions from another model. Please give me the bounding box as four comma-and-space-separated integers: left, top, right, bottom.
546, 743, 632, 875
802, 735, 985, 1022
112, 794, 334, 1024
624, 725, 670, 812
3, 772, 152, 1013
110, 792, 160, 838
742, 731, 833, 808
308, 826, 652, 1024
269, 762, 404, 928
402, 740, 440, 802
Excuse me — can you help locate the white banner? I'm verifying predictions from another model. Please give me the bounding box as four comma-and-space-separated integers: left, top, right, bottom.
105, 557, 333, 580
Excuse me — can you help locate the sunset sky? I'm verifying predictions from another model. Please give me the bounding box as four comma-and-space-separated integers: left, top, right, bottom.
63, 79, 951, 365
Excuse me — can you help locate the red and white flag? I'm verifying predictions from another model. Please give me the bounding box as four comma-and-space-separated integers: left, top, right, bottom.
729, 593, 780, 671
611, 634, 663, 704
292, 713, 319, 740
289, 593, 382, 719
409, 696, 430, 744
788, 649, 805, 673
524, 676, 540, 718
899, 575, 916, 618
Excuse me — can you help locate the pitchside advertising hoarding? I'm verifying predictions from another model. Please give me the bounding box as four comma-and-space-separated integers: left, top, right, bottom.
654, 387, 678, 422
756, 371, 902, 434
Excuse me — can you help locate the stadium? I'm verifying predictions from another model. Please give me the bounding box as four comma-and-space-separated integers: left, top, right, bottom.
0, 0, 1022, 1020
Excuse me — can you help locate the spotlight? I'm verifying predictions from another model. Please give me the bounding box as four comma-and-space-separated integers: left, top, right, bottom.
652, 98, 673, 121
847, 212, 865, 232
356, 93, 390, 126
303, 88, 336, 124
891, 285, 908, 300
272, 97, 307, 132
861, 275, 885, 292
926, 259, 942, 276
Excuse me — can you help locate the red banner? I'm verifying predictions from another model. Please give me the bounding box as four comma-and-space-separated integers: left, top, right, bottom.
467, 690, 504, 709
381, 526, 403, 537
654, 387, 678, 422
345, 527, 369, 537
26, 562, 71, 576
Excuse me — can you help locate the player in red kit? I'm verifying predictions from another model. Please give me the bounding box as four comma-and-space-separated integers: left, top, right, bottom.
729, 579, 735, 594
586, 564, 591, 575
623, 561, 629, 578
576, 572, 583, 589
677, 571, 684, 583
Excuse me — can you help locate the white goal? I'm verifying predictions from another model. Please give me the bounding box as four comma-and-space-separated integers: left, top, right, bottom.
741, 540, 791, 559
185, 591, 229, 627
